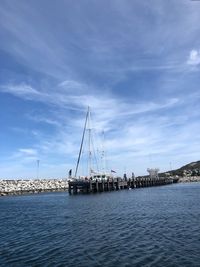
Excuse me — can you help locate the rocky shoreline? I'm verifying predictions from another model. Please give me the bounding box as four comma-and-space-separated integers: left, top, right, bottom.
1, 176, 200, 196
0, 179, 68, 196
178, 176, 200, 183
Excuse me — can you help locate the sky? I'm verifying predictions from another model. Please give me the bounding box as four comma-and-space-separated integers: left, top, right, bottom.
0, 0, 200, 179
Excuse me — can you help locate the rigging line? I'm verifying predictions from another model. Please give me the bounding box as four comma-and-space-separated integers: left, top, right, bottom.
92, 126, 100, 170
75, 106, 89, 178
89, 111, 99, 173
88, 109, 92, 177
91, 132, 99, 172
102, 130, 109, 173
102, 130, 106, 173
90, 112, 103, 172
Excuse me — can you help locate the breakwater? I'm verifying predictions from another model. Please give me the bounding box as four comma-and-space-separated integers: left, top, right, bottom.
0, 179, 68, 196
179, 176, 200, 183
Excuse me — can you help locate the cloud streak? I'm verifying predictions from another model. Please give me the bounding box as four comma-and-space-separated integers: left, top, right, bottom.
187, 49, 200, 66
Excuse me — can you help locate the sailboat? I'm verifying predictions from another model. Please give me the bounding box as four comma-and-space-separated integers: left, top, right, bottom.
73, 107, 114, 181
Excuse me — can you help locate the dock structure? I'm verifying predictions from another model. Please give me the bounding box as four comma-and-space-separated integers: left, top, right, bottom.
68, 176, 173, 194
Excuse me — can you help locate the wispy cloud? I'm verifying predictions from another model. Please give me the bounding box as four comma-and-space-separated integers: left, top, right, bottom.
187, 49, 200, 66
10, 148, 38, 163
1, 83, 42, 102
1, 1, 200, 177
18, 148, 37, 156
0, 81, 181, 131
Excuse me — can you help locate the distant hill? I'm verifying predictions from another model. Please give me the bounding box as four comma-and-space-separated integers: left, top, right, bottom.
136, 160, 200, 178
160, 160, 200, 177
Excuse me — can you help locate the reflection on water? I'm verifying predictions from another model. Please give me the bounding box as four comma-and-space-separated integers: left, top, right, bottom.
0, 183, 200, 267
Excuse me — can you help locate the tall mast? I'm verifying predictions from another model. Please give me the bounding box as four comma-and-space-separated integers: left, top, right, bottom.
75, 106, 89, 178
102, 130, 107, 174
88, 109, 91, 177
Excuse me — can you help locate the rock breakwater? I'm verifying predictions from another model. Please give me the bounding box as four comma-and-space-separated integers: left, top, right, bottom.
0, 179, 68, 196
178, 176, 200, 183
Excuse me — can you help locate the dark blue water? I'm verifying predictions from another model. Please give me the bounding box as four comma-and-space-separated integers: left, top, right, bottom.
0, 183, 200, 267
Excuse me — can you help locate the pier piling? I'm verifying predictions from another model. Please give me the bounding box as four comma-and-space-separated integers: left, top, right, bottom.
68, 176, 173, 195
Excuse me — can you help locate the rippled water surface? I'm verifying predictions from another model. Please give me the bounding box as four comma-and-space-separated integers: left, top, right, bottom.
0, 183, 200, 267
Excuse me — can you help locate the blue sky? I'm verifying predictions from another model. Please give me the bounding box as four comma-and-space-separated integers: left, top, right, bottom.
0, 0, 200, 178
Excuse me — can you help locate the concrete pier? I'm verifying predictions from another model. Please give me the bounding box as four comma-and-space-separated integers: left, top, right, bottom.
68, 176, 174, 195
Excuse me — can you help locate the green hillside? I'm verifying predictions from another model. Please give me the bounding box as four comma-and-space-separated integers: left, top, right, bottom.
161, 161, 200, 176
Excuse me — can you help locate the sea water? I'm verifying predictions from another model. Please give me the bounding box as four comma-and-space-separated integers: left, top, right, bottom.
0, 183, 200, 267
